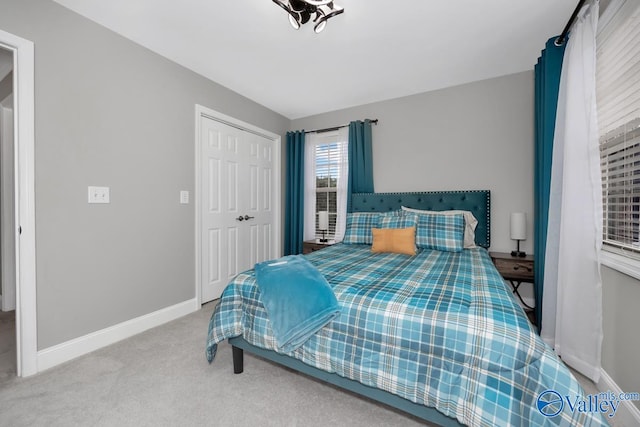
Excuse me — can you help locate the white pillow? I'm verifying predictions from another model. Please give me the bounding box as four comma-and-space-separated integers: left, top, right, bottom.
401, 206, 478, 249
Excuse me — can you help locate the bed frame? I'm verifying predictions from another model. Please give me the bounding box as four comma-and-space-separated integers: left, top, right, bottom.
230, 190, 491, 426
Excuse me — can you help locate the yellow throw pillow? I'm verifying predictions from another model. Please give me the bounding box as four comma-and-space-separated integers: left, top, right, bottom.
371, 226, 417, 256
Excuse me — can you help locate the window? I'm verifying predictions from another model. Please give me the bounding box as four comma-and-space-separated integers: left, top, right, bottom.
314, 142, 340, 239
597, 1, 640, 253
600, 119, 640, 250
304, 129, 348, 242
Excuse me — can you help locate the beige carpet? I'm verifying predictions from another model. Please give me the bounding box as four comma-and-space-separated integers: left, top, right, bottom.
0, 304, 426, 427
0, 304, 613, 426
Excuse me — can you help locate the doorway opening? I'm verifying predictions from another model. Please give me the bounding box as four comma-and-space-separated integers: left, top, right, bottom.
0, 45, 16, 380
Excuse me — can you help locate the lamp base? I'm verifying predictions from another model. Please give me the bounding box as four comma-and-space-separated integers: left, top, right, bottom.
319, 229, 328, 243
511, 239, 526, 257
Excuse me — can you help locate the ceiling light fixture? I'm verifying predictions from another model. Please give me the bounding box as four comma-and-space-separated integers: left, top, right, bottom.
272, 0, 344, 33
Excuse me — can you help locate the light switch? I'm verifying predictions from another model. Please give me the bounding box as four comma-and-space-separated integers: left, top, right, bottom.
180, 190, 189, 204
88, 186, 110, 204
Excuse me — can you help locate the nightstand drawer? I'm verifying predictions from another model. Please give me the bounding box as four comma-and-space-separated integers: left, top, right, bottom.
303, 243, 324, 254
493, 258, 534, 281
303, 240, 335, 254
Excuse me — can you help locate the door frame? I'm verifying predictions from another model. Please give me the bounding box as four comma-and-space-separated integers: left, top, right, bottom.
0, 30, 37, 377
194, 105, 281, 306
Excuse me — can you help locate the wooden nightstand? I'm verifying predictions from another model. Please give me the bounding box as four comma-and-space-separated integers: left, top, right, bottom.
490, 252, 535, 313
303, 240, 335, 254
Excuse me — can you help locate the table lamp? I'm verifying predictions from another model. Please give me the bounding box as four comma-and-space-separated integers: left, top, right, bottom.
319, 211, 329, 242
510, 212, 526, 257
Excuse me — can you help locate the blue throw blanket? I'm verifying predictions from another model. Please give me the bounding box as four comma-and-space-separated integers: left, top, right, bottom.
254, 255, 340, 353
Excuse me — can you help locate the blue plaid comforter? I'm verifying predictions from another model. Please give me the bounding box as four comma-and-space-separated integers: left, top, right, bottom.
206, 244, 607, 426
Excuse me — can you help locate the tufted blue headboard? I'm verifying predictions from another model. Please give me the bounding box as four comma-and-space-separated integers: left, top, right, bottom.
350, 190, 491, 248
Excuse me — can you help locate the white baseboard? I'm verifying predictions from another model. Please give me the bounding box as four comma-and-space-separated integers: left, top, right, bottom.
597, 368, 640, 426
37, 298, 198, 372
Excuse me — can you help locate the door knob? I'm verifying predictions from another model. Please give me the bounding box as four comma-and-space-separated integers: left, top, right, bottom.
244, 215, 255, 221
236, 216, 244, 221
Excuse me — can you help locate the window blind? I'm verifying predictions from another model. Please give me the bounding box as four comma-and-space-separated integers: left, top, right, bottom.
314, 141, 342, 239
597, 1, 640, 252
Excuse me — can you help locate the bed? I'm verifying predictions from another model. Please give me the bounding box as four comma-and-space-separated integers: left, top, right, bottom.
205, 191, 607, 426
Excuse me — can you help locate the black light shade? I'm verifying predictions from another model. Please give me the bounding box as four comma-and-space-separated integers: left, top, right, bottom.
313, 5, 344, 33
288, 14, 301, 29
273, 0, 344, 32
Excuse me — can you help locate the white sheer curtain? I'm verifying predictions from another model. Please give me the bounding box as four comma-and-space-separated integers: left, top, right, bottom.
542, 0, 603, 382
334, 127, 349, 242
304, 134, 317, 242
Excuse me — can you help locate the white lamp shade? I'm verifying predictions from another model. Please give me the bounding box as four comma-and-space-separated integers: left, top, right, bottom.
510, 213, 526, 240
319, 211, 329, 230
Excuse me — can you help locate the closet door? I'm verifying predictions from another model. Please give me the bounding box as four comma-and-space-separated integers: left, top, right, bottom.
200, 117, 275, 303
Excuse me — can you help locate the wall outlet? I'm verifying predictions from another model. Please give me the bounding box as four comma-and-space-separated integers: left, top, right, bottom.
180, 190, 189, 204
88, 186, 110, 204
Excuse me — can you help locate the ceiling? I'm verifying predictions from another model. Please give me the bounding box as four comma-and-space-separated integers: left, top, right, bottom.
52, 0, 577, 120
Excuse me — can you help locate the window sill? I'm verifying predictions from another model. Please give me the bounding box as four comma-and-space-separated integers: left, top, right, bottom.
600, 250, 640, 282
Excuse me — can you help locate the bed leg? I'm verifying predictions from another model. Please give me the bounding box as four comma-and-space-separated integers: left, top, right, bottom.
232, 346, 244, 374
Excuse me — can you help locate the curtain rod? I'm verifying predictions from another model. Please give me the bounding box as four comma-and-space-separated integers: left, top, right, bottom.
304, 119, 378, 134
555, 0, 586, 46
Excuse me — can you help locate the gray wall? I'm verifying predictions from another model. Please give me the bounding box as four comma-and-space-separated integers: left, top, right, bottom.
0, 71, 11, 101
292, 71, 535, 255
601, 266, 640, 410
0, 0, 289, 349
